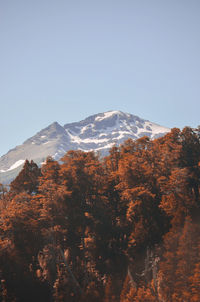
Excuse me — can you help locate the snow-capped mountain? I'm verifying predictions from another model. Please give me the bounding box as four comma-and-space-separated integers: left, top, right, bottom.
0, 111, 170, 183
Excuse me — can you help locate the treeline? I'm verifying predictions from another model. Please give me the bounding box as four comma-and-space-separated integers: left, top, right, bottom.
0, 127, 200, 301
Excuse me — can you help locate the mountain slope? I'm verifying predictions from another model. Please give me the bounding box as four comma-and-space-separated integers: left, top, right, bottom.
64, 111, 169, 153
0, 111, 170, 183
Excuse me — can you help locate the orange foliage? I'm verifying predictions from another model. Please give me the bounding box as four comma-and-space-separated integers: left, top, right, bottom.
0, 128, 200, 301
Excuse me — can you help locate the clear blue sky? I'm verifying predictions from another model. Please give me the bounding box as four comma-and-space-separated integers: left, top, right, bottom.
0, 0, 200, 156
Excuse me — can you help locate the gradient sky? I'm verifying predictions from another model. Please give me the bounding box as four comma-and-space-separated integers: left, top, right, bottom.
0, 0, 200, 156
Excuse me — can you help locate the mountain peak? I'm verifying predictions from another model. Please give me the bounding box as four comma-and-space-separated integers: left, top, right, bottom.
0, 111, 170, 184
49, 121, 63, 129
94, 110, 127, 121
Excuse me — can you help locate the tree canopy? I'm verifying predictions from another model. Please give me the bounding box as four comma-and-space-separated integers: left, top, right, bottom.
0, 127, 200, 301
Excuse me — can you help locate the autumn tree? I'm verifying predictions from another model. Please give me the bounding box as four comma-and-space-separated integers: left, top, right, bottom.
0, 192, 50, 301
10, 160, 41, 195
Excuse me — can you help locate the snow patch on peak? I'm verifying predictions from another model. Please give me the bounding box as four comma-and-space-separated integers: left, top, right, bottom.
95, 110, 123, 122
0, 159, 25, 173
145, 121, 170, 135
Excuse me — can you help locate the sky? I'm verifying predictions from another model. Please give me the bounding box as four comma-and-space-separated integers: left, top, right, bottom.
0, 0, 200, 156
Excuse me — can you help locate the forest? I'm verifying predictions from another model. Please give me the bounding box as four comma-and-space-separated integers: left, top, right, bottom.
0, 126, 200, 301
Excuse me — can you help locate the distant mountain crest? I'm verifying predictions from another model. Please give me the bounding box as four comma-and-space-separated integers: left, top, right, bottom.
0, 111, 170, 183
